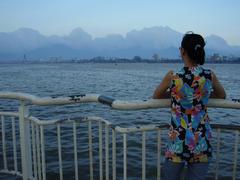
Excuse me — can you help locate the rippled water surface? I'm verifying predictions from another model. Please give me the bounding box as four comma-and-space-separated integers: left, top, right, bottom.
0, 63, 239, 179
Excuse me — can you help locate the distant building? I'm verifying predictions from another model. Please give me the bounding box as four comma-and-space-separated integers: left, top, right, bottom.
210, 53, 222, 61
152, 53, 160, 61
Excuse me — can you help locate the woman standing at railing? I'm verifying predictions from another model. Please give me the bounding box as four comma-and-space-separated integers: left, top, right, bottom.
153, 32, 226, 180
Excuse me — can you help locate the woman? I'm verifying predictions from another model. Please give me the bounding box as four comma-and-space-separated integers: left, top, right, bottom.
153, 32, 226, 180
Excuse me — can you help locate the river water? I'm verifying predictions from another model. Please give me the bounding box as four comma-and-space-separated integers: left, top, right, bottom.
0, 63, 239, 179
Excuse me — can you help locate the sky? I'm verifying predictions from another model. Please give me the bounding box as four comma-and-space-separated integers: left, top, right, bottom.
1, 0, 240, 45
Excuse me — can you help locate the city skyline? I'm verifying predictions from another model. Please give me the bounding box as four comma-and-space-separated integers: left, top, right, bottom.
1, 0, 240, 45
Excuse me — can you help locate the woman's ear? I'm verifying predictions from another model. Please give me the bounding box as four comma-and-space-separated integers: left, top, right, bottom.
181, 48, 185, 56
179, 47, 184, 58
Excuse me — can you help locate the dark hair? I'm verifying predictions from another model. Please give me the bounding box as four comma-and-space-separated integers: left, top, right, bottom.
181, 32, 206, 65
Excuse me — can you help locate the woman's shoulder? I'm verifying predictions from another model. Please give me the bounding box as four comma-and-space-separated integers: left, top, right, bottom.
201, 67, 212, 74
200, 67, 213, 80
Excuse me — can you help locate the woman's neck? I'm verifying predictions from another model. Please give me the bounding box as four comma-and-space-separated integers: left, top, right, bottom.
183, 58, 198, 68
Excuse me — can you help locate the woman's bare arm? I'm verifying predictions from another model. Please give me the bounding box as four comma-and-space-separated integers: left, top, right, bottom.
210, 71, 226, 99
153, 70, 173, 99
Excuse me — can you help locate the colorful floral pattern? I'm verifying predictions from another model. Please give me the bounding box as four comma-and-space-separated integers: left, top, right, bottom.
165, 66, 213, 163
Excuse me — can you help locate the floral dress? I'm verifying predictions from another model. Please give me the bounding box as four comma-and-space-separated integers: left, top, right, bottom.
165, 66, 213, 163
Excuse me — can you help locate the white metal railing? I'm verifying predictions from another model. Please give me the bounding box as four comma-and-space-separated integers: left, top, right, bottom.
0, 92, 240, 180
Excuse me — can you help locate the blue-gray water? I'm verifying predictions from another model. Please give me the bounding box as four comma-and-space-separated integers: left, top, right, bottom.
0, 63, 239, 179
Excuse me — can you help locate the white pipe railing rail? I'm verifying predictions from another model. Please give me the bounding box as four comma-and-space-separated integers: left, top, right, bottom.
0, 92, 240, 109
0, 92, 240, 180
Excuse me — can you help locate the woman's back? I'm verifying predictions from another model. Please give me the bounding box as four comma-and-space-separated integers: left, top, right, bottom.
167, 66, 213, 162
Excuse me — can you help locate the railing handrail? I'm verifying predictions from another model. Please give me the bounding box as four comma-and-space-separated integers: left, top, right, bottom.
0, 91, 240, 109
1, 111, 240, 132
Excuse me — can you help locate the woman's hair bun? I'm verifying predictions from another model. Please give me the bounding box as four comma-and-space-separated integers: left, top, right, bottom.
181, 32, 206, 65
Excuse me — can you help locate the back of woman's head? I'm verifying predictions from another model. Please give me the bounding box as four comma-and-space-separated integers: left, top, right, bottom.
181, 32, 206, 65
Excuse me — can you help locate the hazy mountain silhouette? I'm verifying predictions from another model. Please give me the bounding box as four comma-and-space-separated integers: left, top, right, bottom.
0, 26, 239, 61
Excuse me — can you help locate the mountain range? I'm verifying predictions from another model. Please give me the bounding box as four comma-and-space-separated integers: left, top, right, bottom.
0, 26, 239, 61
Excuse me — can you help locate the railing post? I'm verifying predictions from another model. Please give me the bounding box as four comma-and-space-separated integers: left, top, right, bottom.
99, 121, 103, 180
123, 133, 127, 180
233, 130, 239, 180
142, 132, 146, 180
19, 100, 32, 180
88, 121, 93, 180
157, 130, 161, 180
105, 124, 109, 180
1, 115, 7, 171
215, 128, 221, 180
112, 129, 116, 180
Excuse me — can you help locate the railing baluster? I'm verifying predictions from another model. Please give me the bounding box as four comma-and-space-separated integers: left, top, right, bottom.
112, 129, 116, 180
88, 121, 93, 180
123, 133, 127, 180
36, 124, 42, 180
233, 130, 239, 180
142, 131, 146, 180
19, 101, 33, 180
57, 124, 63, 180
40, 125, 46, 180
1, 115, 7, 170
105, 124, 109, 180
11, 116, 18, 172
27, 120, 33, 179
215, 128, 221, 180
31, 122, 37, 179
73, 122, 79, 180
99, 121, 103, 180
157, 130, 161, 180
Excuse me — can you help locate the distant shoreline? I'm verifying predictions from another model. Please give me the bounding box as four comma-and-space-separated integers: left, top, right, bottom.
0, 59, 240, 64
